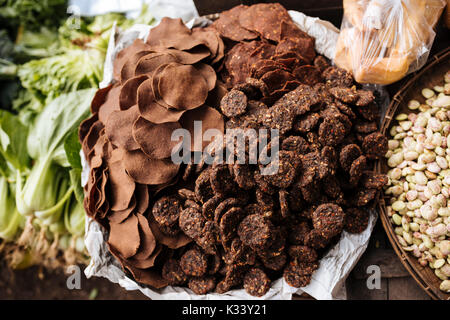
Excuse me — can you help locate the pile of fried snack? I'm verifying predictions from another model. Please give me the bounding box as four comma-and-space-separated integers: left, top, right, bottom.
80, 3, 388, 297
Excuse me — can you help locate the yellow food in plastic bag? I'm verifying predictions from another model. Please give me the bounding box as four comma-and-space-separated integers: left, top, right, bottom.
335, 0, 446, 85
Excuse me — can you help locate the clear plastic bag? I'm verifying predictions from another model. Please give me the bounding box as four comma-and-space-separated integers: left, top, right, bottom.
334, 0, 446, 85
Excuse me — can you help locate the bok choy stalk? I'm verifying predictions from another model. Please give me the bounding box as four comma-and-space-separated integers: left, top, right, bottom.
15, 88, 96, 218
0, 176, 23, 241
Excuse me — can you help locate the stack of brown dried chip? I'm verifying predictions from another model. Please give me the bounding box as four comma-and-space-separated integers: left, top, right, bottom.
211, 3, 318, 105
79, 17, 225, 288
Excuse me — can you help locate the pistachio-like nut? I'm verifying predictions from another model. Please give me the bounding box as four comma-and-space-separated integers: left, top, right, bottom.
427, 180, 442, 195
414, 171, 428, 185
395, 114, 408, 121
440, 264, 450, 277
408, 99, 420, 110
397, 235, 408, 247
392, 213, 402, 225
405, 190, 418, 201
438, 240, 450, 255
440, 280, 450, 293
403, 231, 413, 245
392, 201, 406, 212
435, 269, 448, 281
410, 222, 420, 232
388, 139, 399, 150
422, 88, 435, 99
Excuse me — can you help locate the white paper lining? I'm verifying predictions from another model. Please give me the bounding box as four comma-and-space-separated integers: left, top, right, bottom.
83, 10, 376, 300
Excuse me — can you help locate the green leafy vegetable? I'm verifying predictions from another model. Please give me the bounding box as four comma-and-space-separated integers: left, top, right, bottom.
16, 88, 96, 217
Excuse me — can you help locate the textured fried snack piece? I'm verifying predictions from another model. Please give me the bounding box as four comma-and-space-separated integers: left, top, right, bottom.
322, 66, 353, 88
312, 203, 345, 238
232, 164, 255, 190
188, 276, 216, 295
349, 155, 367, 185
238, 214, 273, 250
238, 3, 292, 42
195, 168, 214, 203
162, 259, 187, 285
179, 207, 206, 239
283, 260, 319, 288
339, 144, 362, 172
243, 268, 271, 297
220, 207, 244, 242
344, 207, 370, 234
362, 132, 388, 160
211, 5, 258, 41
261, 150, 300, 188
361, 172, 388, 190
180, 248, 208, 277
304, 229, 331, 249
210, 164, 236, 197
293, 113, 320, 133
287, 245, 318, 263
202, 195, 223, 220
152, 195, 182, 229
288, 222, 311, 245
261, 252, 287, 271
318, 117, 347, 146
328, 86, 359, 104
220, 89, 247, 118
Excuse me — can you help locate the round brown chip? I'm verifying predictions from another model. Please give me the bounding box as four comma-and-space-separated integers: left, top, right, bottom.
158, 63, 209, 110
239, 3, 292, 42
219, 207, 244, 242
292, 65, 322, 86
179, 207, 206, 239
98, 85, 122, 125
194, 63, 217, 91
211, 5, 258, 41
165, 47, 211, 65
105, 105, 141, 151
108, 197, 136, 224
146, 17, 192, 48
152, 195, 182, 229
283, 261, 314, 288
119, 75, 148, 110
132, 117, 182, 160
362, 132, 388, 160
120, 50, 153, 82
339, 144, 362, 172
188, 276, 216, 295
312, 203, 345, 238
134, 52, 179, 77
113, 39, 150, 81
244, 268, 271, 297
162, 259, 187, 285
107, 149, 136, 211
147, 213, 192, 249
90, 84, 113, 114
261, 69, 296, 93
180, 248, 208, 277
180, 105, 224, 153
238, 214, 273, 250
108, 214, 140, 259
220, 89, 247, 118
133, 214, 157, 263
123, 149, 180, 185
137, 78, 186, 124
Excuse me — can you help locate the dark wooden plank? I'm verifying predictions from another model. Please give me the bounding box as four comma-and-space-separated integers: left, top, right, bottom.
388, 277, 432, 300
346, 275, 388, 300
351, 249, 410, 279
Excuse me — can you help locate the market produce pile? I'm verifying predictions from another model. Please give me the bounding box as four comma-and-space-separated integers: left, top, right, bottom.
384, 72, 450, 293
81, 3, 389, 297
0, 1, 155, 269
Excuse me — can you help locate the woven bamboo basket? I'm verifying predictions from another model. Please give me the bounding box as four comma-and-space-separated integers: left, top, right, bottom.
377, 47, 450, 300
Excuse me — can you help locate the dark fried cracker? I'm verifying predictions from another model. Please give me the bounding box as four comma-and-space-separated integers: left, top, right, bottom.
244, 268, 271, 297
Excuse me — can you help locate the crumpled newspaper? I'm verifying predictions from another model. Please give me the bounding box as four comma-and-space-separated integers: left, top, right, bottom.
84, 10, 376, 301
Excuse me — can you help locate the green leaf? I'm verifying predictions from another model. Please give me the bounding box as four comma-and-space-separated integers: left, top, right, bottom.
64, 129, 82, 169
0, 110, 30, 171
27, 88, 97, 162
69, 168, 84, 204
